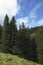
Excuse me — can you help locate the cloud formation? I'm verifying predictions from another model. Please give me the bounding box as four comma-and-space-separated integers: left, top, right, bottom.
0, 0, 20, 25
17, 17, 29, 28
0, 0, 43, 28
29, 3, 42, 19
17, 3, 42, 28
36, 18, 43, 26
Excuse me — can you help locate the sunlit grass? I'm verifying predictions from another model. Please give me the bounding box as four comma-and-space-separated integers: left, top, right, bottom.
0, 52, 41, 65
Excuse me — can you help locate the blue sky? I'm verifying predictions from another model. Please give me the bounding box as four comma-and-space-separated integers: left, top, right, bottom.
16, 0, 43, 28
0, 0, 43, 28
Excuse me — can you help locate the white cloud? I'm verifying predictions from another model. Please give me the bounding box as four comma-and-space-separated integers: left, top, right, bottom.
29, 3, 42, 19
36, 18, 43, 26
0, 0, 21, 25
29, 18, 43, 28
16, 3, 43, 28
28, 20, 35, 28
16, 17, 29, 27
26, 3, 43, 28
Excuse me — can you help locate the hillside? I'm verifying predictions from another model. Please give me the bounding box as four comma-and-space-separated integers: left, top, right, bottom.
0, 53, 40, 65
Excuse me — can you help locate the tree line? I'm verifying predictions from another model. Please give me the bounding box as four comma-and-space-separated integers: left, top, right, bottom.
0, 15, 43, 65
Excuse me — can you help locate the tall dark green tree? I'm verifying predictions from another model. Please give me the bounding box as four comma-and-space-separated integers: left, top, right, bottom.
9, 16, 17, 54
36, 27, 43, 65
31, 37, 38, 62
0, 25, 2, 51
2, 14, 10, 53
18, 22, 31, 59
0, 25, 2, 44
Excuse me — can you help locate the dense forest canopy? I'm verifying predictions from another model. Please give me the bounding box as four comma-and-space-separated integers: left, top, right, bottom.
0, 15, 43, 65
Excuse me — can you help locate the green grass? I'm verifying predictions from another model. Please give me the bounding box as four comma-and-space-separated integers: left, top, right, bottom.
0, 52, 41, 65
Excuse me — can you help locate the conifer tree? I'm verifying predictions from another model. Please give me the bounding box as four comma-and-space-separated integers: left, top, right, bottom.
0, 25, 2, 51
2, 14, 9, 53
36, 28, 43, 65
18, 22, 31, 59
0, 25, 1, 43
9, 16, 17, 54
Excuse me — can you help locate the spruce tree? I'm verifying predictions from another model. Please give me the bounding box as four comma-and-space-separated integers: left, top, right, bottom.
31, 37, 38, 62
0, 25, 2, 44
18, 23, 31, 59
36, 27, 43, 65
2, 14, 9, 53
0, 25, 2, 51
9, 16, 17, 54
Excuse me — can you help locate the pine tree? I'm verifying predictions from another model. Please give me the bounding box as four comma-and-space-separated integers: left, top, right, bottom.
18, 23, 31, 59
9, 16, 17, 54
36, 27, 43, 65
31, 37, 38, 62
0, 25, 2, 43
2, 14, 10, 53
0, 25, 2, 51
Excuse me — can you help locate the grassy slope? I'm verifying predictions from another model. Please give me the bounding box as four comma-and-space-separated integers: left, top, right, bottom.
0, 53, 40, 65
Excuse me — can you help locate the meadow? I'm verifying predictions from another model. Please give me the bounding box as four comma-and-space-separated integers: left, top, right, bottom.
0, 53, 41, 65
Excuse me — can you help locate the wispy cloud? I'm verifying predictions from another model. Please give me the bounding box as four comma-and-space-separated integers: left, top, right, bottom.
29, 3, 42, 19
27, 3, 43, 27
0, 0, 43, 28
36, 18, 43, 26
17, 0, 23, 4
17, 3, 42, 28
16, 17, 29, 28
0, 0, 21, 25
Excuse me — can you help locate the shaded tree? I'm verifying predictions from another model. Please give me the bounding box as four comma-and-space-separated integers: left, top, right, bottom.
9, 16, 17, 54
0, 25, 2, 51
18, 23, 31, 59
36, 27, 43, 65
1, 14, 10, 53
31, 37, 38, 62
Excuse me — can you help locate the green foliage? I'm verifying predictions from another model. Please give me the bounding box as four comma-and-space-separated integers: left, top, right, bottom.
0, 25, 2, 39
0, 25, 2, 51
1, 14, 10, 53
36, 27, 43, 65
9, 16, 17, 54
18, 23, 32, 60
0, 15, 43, 65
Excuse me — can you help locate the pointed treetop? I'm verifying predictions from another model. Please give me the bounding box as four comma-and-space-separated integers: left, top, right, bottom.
4, 14, 9, 26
